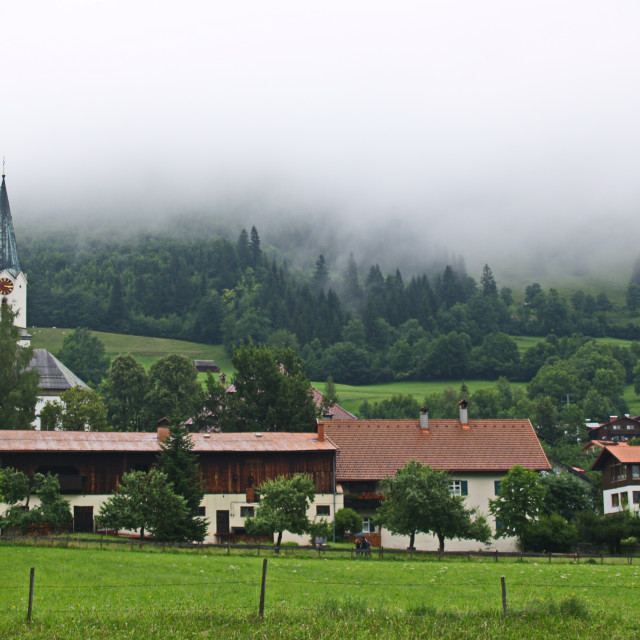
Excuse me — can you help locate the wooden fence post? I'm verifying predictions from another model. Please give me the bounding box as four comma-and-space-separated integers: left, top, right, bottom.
501, 576, 507, 616
259, 558, 268, 619
495, 550, 498, 562
26, 567, 35, 623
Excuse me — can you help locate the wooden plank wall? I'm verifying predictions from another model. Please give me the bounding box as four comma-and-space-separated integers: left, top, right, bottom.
1, 450, 335, 495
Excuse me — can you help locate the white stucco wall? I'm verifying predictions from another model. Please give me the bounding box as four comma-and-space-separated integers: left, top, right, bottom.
603, 486, 640, 515
376, 473, 519, 552
1, 492, 344, 543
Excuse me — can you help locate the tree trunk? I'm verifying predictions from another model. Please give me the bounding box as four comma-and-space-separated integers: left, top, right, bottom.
276, 530, 283, 552
409, 531, 415, 550
437, 532, 445, 553
140, 527, 145, 540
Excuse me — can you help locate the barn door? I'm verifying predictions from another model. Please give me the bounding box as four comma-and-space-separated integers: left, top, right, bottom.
74, 506, 94, 533
216, 510, 230, 535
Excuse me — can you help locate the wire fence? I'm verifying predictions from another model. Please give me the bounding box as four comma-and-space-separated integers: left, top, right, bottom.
1, 533, 638, 565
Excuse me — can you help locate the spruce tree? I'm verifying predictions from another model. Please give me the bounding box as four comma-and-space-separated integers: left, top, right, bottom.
156, 424, 208, 541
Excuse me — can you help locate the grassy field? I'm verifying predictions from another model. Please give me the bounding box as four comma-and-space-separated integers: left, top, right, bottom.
1, 545, 639, 639
314, 380, 529, 415
29, 328, 640, 415
29, 328, 235, 379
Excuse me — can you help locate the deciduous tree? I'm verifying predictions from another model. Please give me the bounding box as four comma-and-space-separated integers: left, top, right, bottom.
95, 469, 188, 539
56, 327, 110, 387
376, 461, 490, 552
227, 342, 317, 431
59, 387, 107, 431
102, 354, 150, 431
0, 305, 39, 429
245, 473, 316, 547
489, 465, 546, 550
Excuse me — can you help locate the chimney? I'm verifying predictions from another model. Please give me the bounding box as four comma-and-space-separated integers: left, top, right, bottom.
318, 422, 325, 442
322, 409, 333, 420
157, 427, 170, 442
220, 372, 226, 388
459, 399, 468, 426
420, 407, 429, 430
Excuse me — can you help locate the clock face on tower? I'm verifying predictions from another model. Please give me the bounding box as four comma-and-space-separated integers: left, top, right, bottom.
0, 277, 14, 294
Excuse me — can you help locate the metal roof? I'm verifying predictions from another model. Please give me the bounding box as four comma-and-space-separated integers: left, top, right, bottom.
0, 174, 21, 273
28, 349, 90, 392
0, 430, 337, 453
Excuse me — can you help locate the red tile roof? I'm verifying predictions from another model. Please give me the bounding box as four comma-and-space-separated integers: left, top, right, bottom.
0, 430, 335, 454
591, 442, 640, 468
321, 419, 550, 480
311, 388, 357, 420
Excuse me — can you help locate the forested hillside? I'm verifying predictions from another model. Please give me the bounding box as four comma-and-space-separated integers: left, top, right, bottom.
19, 226, 640, 421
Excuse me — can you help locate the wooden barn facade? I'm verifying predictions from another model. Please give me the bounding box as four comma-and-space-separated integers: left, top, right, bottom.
0, 429, 340, 542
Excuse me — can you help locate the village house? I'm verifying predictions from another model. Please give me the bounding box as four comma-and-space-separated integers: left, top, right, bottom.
590, 441, 640, 514
587, 415, 640, 443
320, 401, 551, 552
0, 428, 341, 542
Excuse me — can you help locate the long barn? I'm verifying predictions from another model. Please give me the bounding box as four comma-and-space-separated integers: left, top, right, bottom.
0, 428, 340, 542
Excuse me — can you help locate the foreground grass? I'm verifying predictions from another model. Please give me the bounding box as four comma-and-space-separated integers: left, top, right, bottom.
1, 546, 639, 638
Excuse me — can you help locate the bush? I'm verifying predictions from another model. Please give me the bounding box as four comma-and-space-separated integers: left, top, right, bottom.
334, 508, 362, 542
525, 513, 578, 552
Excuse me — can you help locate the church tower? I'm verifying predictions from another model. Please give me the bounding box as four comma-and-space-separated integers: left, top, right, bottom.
0, 171, 29, 341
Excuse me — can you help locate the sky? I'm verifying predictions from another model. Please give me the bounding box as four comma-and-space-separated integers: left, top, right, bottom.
3, 1, 640, 282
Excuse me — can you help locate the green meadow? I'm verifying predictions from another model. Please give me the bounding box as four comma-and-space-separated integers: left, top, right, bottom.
0, 545, 638, 639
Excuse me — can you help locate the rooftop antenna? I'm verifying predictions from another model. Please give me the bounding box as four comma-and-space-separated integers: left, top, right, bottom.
2, 157, 4, 177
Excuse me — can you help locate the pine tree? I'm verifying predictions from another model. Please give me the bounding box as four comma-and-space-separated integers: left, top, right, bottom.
312, 254, 329, 292
156, 424, 208, 541
249, 226, 261, 267
480, 264, 497, 297
237, 229, 250, 268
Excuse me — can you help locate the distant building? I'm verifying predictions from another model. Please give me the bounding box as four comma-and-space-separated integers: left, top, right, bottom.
27, 349, 90, 429
0, 172, 29, 343
193, 360, 220, 373
591, 441, 640, 514
587, 415, 640, 443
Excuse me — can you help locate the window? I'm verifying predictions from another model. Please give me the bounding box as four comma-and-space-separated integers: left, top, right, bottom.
622, 493, 629, 507
613, 424, 621, 430
316, 505, 330, 516
494, 480, 501, 495
627, 425, 634, 430
450, 480, 468, 496
495, 517, 504, 531
633, 492, 640, 504
633, 465, 640, 479
612, 493, 620, 507
198, 506, 206, 516
362, 517, 374, 533
240, 506, 254, 518
612, 464, 627, 482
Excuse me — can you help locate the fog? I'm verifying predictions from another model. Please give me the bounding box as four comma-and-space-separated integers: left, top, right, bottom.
3, 1, 640, 284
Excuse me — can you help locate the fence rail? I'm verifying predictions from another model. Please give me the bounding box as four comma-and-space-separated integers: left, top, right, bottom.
0, 533, 637, 564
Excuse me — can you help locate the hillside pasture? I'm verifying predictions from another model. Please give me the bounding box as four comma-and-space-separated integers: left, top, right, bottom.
0, 546, 638, 639
29, 328, 640, 415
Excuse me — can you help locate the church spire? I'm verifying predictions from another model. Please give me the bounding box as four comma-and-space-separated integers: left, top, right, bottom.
1, 172, 21, 274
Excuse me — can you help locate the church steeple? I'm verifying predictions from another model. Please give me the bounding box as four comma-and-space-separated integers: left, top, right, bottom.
1, 172, 21, 274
